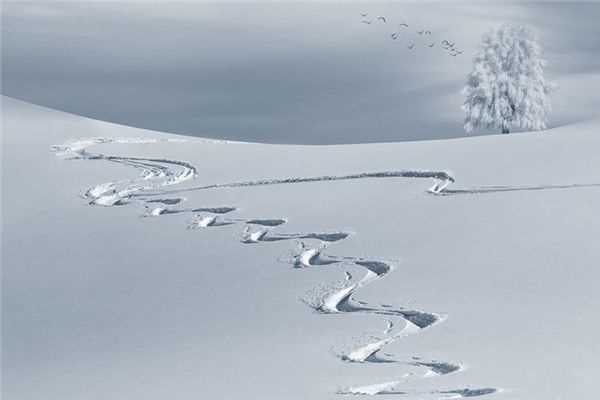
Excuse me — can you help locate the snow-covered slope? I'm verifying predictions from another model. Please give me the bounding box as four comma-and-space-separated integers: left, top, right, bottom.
3, 96, 600, 400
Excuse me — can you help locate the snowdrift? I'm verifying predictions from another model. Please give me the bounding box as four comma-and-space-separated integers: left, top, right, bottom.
3, 96, 600, 400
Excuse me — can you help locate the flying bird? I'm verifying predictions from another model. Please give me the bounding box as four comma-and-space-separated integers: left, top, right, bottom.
425, 30, 432, 35
360, 13, 368, 17
391, 32, 399, 40
428, 43, 435, 47
417, 30, 425, 35
408, 43, 415, 49
399, 23, 409, 28
361, 20, 372, 24
377, 16, 386, 23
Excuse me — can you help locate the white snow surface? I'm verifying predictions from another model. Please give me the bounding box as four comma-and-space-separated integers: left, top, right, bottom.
3, 96, 600, 400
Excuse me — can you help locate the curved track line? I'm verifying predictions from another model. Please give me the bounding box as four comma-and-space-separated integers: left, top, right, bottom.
282, 244, 442, 330
282, 241, 460, 382
51, 137, 502, 397
437, 183, 600, 196
144, 206, 238, 218
53, 137, 198, 207
241, 228, 353, 244
337, 384, 499, 397
303, 271, 444, 329
145, 197, 185, 205
140, 170, 456, 197
186, 215, 286, 229
339, 321, 420, 363
278, 235, 495, 394
84, 156, 197, 206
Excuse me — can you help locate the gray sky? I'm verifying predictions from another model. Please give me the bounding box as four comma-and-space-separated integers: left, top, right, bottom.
2, 1, 600, 144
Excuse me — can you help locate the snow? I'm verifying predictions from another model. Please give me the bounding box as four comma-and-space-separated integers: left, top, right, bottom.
3, 96, 600, 400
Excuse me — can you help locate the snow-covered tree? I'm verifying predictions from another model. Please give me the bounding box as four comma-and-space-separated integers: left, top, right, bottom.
462, 24, 553, 134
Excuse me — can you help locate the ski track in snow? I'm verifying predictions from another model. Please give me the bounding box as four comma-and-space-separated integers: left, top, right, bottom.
52, 137, 501, 397
437, 183, 600, 196
139, 169, 456, 197
337, 384, 500, 397
145, 197, 185, 205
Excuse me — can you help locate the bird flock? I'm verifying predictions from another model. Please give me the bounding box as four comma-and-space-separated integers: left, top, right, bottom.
360, 13, 463, 56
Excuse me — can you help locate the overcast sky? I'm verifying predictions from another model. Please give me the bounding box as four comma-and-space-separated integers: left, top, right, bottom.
3, 1, 600, 144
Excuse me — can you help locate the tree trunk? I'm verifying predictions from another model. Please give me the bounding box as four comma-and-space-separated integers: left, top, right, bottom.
502, 127, 510, 134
